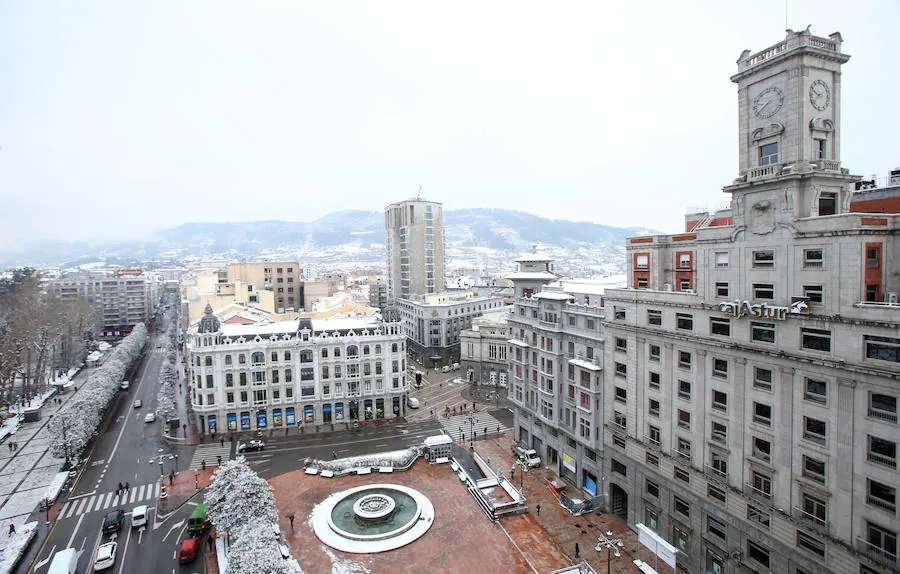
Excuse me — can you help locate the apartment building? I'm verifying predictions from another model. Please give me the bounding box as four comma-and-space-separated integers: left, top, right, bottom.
507, 255, 609, 501
398, 291, 505, 368
385, 198, 445, 302
460, 308, 511, 386
601, 29, 899, 574
187, 305, 410, 435
48, 269, 154, 333
226, 261, 301, 312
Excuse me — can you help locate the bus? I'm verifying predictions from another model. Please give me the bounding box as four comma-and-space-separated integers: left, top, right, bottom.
187, 504, 209, 535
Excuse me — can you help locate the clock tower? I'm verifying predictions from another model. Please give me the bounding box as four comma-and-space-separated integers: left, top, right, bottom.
725, 27, 857, 225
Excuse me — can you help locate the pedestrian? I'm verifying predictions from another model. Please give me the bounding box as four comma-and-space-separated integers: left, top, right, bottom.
220, 437, 224, 447
497, 425, 500, 433
208, 536, 214, 549
201, 459, 206, 471
288, 514, 294, 529
8, 523, 14, 536
535, 504, 541, 515
332, 450, 337, 460
117, 482, 123, 495
217, 455, 222, 466
125, 482, 130, 493
575, 542, 580, 558
169, 474, 174, 485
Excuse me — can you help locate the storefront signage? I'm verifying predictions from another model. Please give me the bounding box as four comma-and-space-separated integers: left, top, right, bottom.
562, 452, 577, 473
718, 298, 808, 320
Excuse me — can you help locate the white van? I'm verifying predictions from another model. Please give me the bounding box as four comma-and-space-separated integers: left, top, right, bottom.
131, 504, 148, 528
407, 397, 420, 409
47, 548, 78, 574
441, 365, 451, 373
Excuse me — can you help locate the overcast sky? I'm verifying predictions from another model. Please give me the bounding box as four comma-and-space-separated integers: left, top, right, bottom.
1, 1, 898, 245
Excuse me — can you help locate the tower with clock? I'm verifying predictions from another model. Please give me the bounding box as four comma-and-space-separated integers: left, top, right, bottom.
725, 27, 857, 225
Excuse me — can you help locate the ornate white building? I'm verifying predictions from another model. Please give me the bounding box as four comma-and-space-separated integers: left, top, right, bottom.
187, 305, 409, 434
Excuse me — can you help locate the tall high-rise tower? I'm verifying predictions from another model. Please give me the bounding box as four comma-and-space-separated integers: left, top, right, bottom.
384, 198, 445, 302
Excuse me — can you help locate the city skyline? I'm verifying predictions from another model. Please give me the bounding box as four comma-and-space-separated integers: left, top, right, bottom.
1, 1, 898, 247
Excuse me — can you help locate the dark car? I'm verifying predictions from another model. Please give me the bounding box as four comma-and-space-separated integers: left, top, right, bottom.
237, 440, 265, 453
102, 509, 125, 533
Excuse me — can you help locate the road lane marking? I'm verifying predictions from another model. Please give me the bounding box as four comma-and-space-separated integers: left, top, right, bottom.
66, 514, 85, 548
115, 521, 133, 574
129, 488, 138, 503
137, 485, 146, 500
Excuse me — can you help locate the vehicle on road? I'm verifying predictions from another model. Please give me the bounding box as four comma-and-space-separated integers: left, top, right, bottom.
407, 397, 420, 409
144, 412, 156, 423
131, 505, 148, 528
441, 365, 451, 373
513, 445, 541, 468
178, 537, 199, 563
237, 440, 265, 452
451, 362, 459, 370
132, 399, 142, 408
102, 509, 124, 533
119, 381, 130, 390
187, 504, 209, 535
93, 541, 117, 571
47, 547, 78, 574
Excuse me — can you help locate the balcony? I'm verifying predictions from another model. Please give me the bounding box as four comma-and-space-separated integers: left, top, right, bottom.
868, 408, 898, 423
643, 436, 660, 449
792, 506, 828, 531
744, 483, 772, 504
672, 449, 692, 465
867, 494, 897, 514
855, 537, 899, 570
705, 464, 728, 483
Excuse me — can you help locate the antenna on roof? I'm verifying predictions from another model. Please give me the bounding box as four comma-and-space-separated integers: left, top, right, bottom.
416, 185, 422, 200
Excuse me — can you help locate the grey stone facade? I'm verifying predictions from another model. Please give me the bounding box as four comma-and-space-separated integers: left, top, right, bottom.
460, 309, 510, 386
385, 199, 445, 302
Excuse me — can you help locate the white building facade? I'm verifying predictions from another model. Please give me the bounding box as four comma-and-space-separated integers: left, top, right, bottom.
460, 309, 511, 386
187, 306, 410, 435
601, 30, 899, 574
385, 198, 445, 302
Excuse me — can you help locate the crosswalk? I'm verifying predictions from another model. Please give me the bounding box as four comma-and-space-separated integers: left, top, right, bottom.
58, 483, 160, 520
189, 443, 232, 470
439, 410, 509, 441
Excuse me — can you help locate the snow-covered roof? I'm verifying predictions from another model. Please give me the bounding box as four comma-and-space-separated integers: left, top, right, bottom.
514, 253, 554, 263
560, 275, 627, 295
309, 316, 382, 332
508, 339, 530, 348
505, 271, 559, 280
569, 358, 602, 371
424, 435, 453, 447
218, 314, 384, 338
220, 320, 298, 338
534, 291, 572, 301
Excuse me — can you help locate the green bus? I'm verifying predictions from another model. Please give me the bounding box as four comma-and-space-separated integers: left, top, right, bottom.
187, 504, 209, 535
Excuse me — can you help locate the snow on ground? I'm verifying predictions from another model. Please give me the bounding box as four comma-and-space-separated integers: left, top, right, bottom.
311, 448, 419, 473
0, 418, 20, 445
0, 519, 37, 574
7, 387, 58, 416
49, 367, 80, 389
97, 342, 112, 351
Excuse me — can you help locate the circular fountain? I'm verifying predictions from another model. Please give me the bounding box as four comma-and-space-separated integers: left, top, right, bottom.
312, 484, 434, 553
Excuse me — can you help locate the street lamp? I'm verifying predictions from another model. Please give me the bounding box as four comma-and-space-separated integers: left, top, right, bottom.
595, 530, 624, 574
158, 457, 164, 477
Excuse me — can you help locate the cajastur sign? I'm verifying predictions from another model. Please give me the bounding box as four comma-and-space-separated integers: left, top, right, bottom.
718, 299, 809, 320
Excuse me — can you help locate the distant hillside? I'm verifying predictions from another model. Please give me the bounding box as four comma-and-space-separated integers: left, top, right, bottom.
0, 208, 657, 268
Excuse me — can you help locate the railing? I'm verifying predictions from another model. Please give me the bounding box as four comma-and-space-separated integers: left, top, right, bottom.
672, 449, 692, 464
867, 451, 897, 470
855, 537, 899, 569
738, 34, 839, 72
792, 506, 828, 528
867, 494, 897, 513
747, 163, 782, 180
643, 436, 660, 448
812, 159, 842, 172
705, 464, 727, 482
801, 468, 826, 485
745, 482, 772, 502
867, 408, 899, 423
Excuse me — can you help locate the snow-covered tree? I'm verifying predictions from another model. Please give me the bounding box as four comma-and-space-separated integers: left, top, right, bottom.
204, 457, 277, 537
156, 361, 177, 420
226, 519, 287, 574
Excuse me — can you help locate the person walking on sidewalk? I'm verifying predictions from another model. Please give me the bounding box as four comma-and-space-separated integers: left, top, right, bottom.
8, 523, 15, 536
535, 504, 541, 516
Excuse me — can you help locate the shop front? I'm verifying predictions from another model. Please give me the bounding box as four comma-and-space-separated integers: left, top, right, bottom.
286, 407, 295, 425
322, 404, 332, 423
272, 409, 283, 427
256, 410, 268, 429
227, 413, 237, 432
560, 452, 577, 485
240, 411, 251, 430
207, 415, 217, 435
304, 404, 314, 423
334, 403, 344, 421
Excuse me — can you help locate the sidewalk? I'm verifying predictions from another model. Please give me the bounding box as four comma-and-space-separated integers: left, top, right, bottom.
158, 467, 216, 515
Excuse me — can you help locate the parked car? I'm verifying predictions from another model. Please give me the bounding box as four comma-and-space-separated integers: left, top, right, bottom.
451, 362, 460, 370
93, 541, 117, 571
144, 413, 156, 423
101, 509, 124, 534
237, 440, 265, 453
131, 505, 148, 528
132, 399, 142, 408
119, 381, 130, 390
407, 397, 420, 409
441, 365, 451, 373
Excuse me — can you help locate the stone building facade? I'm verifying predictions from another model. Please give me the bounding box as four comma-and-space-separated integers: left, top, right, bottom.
600, 29, 899, 574
187, 306, 410, 436
385, 198, 445, 302
459, 309, 511, 386
48, 269, 155, 333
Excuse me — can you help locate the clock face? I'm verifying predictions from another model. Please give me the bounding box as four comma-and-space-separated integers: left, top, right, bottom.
809, 79, 831, 111
753, 86, 784, 119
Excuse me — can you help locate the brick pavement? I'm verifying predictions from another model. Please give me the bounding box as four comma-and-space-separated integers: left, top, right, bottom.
268, 430, 643, 573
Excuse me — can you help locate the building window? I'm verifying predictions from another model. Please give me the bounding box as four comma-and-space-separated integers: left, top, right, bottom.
673, 467, 689, 484
803, 285, 824, 304
867, 479, 897, 513
797, 530, 826, 557
865, 336, 900, 363
802, 455, 826, 483
677, 410, 691, 430
814, 138, 827, 160
715, 282, 729, 298
752, 437, 771, 462
867, 245, 882, 268
804, 249, 824, 268
707, 516, 727, 541
677, 438, 692, 461
802, 492, 828, 524
751, 322, 776, 343
715, 252, 729, 268
803, 417, 827, 445
678, 351, 692, 369
712, 358, 728, 378
803, 378, 827, 404
747, 504, 770, 527
647, 310, 662, 326
754, 367, 773, 391
869, 392, 897, 423
759, 142, 778, 166
801, 328, 832, 352
636, 277, 648, 288
615, 363, 627, 377
644, 507, 659, 531
615, 387, 627, 403
673, 496, 690, 518
865, 522, 898, 561
676, 314, 693, 331
867, 435, 897, 469
648, 398, 660, 417
614, 306, 626, 320
753, 402, 772, 426
648, 371, 660, 390
645, 479, 659, 498
753, 250, 775, 268
646, 452, 659, 467
647, 424, 661, 445
710, 421, 727, 444
677, 253, 692, 269
611, 459, 627, 476
615, 337, 627, 351
678, 380, 691, 400
753, 283, 774, 300
678, 278, 691, 291
747, 540, 770, 569
635, 254, 649, 269
711, 390, 728, 412
708, 484, 726, 503
710, 317, 731, 337
648, 344, 660, 361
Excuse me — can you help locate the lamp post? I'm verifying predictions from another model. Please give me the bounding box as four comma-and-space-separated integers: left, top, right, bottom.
158, 457, 164, 477
595, 530, 623, 574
